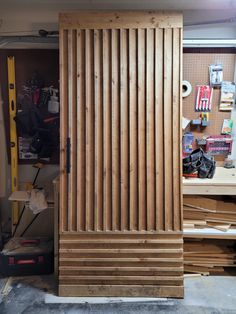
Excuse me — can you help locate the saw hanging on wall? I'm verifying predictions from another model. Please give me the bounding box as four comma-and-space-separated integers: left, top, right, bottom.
195, 85, 213, 112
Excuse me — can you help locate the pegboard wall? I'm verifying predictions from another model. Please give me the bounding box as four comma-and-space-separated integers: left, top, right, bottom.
0, 49, 59, 164
183, 52, 235, 137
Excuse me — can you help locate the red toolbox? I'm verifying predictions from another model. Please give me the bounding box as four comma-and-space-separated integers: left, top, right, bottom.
206, 135, 232, 155
0, 237, 53, 276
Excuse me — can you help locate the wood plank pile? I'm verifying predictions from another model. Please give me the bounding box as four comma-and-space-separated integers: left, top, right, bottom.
184, 239, 236, 275
183, 196, 236, 232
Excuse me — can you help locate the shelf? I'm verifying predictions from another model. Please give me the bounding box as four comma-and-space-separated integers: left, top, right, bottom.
9, 190, 54, 203
184, 228, 236, 239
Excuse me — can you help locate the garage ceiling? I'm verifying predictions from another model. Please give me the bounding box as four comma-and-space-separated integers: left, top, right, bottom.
0, 0, 236, 42
1, 0, 236, 10
1, 0, 236, 22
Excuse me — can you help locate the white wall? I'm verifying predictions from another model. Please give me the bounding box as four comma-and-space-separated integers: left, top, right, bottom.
184, 25, 236, 39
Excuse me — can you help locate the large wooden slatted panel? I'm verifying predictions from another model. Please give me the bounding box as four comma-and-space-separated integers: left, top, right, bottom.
59, 11, 183, 297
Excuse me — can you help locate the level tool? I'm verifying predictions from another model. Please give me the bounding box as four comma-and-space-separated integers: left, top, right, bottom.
7, 56, 19, 225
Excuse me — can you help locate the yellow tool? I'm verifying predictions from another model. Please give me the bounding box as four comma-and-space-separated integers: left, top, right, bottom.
7, 56, 19, 225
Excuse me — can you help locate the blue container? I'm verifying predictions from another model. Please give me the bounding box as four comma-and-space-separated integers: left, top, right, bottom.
183, 132, 194, 154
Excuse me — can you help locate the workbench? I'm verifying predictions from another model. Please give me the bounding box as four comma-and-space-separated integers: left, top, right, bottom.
183, 167, 236, 196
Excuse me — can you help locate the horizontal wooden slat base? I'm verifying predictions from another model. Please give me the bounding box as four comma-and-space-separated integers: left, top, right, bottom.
59, 285, 184, 298
59, 232, 183, 297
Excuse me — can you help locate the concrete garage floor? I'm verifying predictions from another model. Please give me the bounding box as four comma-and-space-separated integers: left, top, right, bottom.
0, 275, 236, 313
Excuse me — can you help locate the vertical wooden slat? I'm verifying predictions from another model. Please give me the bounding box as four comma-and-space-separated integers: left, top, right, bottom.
163, 28, 173, 231
137, 28, 146, 231
111, 29, 121, 231
60, 29, 68, 232
146, 29, 155, 231
155, 28, 164, 231
67, 30, 72, 230
77, 30, 86, 231
103, 29, 112, 231
72, 29, 78, 231
120, 29, 129, 231
85, 29, 95, 231
129, 29, 138, 231
179, 28, 183, 231
68, 29, 77, 231
94, 30, 103, 231
172, 28, 181, 231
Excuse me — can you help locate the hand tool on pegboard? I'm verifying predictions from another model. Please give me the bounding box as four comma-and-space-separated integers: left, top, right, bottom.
7, 56, 19, 227
195, 85, 213, 112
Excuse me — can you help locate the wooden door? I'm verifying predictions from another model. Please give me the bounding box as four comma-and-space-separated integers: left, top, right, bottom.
59, 11, 183, 297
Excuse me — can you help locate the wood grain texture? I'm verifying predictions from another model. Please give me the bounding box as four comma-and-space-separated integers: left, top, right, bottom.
172, 28, 181, 231
59, 11, 183, 29
111, 29, 121, 231
59, 285, 184, 298
163, 28, 173, 231
60, 16, 182, 234
146, 28, 155, 231
53, 177, 59, 278
155, 28, 164, 230
59, 29, 68, 232
120, 29, 129, 231
59, 232, 183, 296
59, 11, 183, 297
77, 29, 86, 231
137, 28, 146, 231
102, 29, 112, 231
85, 29, 95, 231
68, 29, 77, 231
94, 29, 103, 231
129, 29, 138, 231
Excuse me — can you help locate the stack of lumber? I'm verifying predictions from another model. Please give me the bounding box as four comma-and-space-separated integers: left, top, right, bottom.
184, 239, 236, 275
183, 196, 236, 232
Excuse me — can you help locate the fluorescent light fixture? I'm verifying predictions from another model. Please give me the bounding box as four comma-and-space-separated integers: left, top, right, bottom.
183, 39, 236, 47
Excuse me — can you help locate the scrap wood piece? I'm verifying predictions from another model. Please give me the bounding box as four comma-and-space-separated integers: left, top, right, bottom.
183, 204, 216, 213
183, 196, 218, 210
206, 218, 236, 225
184, 238, 236, 276
207, 222, 231, 232
183, 211, 207, 219
183, 223, 195, 229
184, 219, 207, 226
184, 265, 209, 276
184, 196, 236, 212
190, 263, 215, 268
1, 277, 13, 296
184, 273, 202, 278
184, 209, 236, 227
